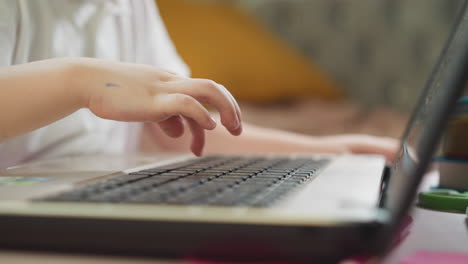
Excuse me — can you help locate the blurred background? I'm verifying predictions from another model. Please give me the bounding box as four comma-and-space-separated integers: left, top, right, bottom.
156, 0, 464, 139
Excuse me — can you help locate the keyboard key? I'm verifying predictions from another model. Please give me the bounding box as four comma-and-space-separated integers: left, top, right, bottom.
39, 156, 329, 207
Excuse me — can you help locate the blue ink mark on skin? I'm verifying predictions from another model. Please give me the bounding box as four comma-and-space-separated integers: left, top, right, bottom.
106, 83, 120, 87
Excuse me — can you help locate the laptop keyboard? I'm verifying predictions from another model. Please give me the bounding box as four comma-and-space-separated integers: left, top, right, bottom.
40, 156, 329, 207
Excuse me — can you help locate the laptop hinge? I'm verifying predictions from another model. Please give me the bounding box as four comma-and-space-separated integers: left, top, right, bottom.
378, 165, 392, 208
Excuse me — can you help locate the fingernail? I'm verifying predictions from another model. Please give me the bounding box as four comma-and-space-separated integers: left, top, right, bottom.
236, 123, 243, 135
209, 116, 217, 129
233, 116, 241, 130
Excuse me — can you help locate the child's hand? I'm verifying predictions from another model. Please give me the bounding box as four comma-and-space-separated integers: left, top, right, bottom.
317, 134, 399, 162
71, 58, 242, 156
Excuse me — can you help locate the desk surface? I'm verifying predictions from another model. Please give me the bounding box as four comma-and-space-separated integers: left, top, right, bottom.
383, 207, 468, 263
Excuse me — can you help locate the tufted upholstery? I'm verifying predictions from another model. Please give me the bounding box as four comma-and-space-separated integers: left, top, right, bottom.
239, 0, 464, 111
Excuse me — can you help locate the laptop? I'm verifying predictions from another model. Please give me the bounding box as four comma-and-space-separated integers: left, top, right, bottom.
0, 2, 468, 262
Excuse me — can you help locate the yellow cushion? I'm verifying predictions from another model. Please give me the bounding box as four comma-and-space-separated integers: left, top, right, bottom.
157, 0, 341, 103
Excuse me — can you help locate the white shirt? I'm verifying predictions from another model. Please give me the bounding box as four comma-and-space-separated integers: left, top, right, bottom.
0, 0, 189, 168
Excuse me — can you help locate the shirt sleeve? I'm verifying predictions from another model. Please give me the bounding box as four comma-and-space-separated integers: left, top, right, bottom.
134, 0, 191, 77
0, 0, 18, 66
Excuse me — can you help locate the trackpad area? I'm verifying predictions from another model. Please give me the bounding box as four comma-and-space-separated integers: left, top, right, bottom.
0, 171, 114, 201
0, 154, 182, 200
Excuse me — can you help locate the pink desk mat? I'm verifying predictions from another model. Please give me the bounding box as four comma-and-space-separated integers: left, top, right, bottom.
400, 251, 468, 264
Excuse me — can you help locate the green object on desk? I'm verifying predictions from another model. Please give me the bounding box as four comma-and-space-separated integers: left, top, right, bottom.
418, 189, 468, 213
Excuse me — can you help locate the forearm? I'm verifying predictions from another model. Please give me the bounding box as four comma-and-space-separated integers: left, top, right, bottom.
140, 121, 347, 155
0, 58, 85, 142
142, 117, 398, 161
204, 123, 347, 154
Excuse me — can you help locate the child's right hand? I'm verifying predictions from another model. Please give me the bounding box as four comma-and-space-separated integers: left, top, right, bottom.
69, 58, 242, 156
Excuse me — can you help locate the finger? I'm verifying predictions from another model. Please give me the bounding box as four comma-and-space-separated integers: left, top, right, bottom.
220, 84, 243, 136
216, 83, 242, 128
352, 144, 396, 161
185, 117, 205, 157
154, 93, 217, 131
157, 115, 184, 138
161, 79, 240, 135
229, 125, 243, 136
347, 136, 399, 162
161, 70, 187, 82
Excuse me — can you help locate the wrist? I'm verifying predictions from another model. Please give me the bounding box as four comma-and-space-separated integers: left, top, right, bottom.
60, 57, 95, 109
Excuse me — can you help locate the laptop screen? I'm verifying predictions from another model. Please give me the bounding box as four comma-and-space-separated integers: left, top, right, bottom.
386, 1, 468, 221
